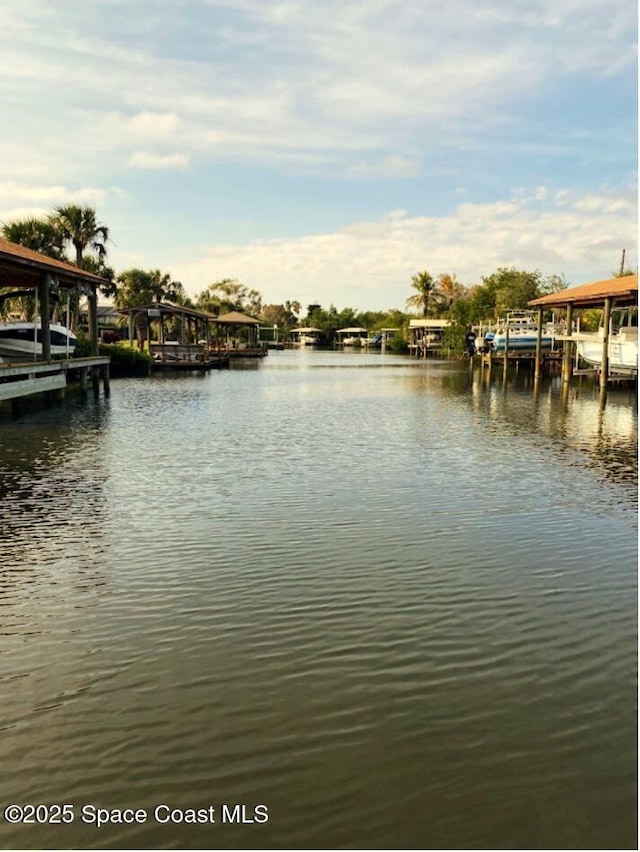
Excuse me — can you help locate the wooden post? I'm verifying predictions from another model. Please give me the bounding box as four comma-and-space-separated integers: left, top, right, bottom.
534, 306, 543, 382
103, 363, 111, 397
88, 285, 99, 356
503, 322, 509, 374
600, 297, 612, 391
562, 303, 574, 385
80, 367, 88, 395
92, 367, 100, 397
39, 273, 52, 362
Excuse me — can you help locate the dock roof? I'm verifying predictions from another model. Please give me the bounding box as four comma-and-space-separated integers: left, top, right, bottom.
215, 310, 261, 325
118, 301, 218, 321
528, 274, 638, 309
0, 238, 109, 289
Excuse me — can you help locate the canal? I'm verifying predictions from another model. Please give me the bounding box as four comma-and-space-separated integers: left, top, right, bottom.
0, 349, 637, 849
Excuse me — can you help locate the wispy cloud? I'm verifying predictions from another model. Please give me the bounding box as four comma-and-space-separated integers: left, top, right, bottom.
127, 152, 190, 170
126, 112, 181, 138
0, 0, 635, 178
169, 186, 637, 310
0, 0, 635, 311
0, 182, 121, 208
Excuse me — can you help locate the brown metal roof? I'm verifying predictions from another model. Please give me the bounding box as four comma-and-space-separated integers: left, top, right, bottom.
529, 274, 638, 309
0, 238, 109, 289
215, 310, 260, 325
118, 301, 218, 321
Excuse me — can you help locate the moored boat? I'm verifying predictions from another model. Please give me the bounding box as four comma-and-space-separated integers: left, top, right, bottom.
336, 327, 369, 347
0, 321, 77, 361
574, 306, 638, 377
490, 311, 555, 352
291, 327, 322, 346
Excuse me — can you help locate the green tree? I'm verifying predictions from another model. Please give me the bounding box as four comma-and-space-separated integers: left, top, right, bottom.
284, 300, 301, 320
482, 267, 543, 315
539, 273, 568, 296
443, 296, 474, 353
261, 303, 299, 330
0, 218, 65, 322
115, 269, 185, 308
79, 256, 118, 299
1, 217, 65, 258
196, 279, 262, 316
406, 270, 437, 317
50, 205, 110, 268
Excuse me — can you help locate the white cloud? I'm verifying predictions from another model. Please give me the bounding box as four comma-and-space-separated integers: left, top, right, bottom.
346, 156, 423, 179
0, 0, 635, 180
163, 187, 636, 311
126, 112, 180, 138
0, 0, 635, 313
127, 152, 190, 170
0, 182, 119, 207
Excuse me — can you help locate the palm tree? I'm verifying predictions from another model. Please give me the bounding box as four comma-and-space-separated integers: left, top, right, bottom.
1, 218, 65, 258
50, 205, 110, 268
406, 270, 437, 317
432, 273, 466, 315
115, 268, 180, 308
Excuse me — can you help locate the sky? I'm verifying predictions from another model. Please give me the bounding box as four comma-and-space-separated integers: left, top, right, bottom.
0, 0, 637, 313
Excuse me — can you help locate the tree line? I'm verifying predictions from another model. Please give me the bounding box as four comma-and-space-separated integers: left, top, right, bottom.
1, 205, 630, 346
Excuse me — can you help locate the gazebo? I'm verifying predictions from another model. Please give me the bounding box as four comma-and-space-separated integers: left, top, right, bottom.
214, 311, 266, 357
118, 301, 227, 369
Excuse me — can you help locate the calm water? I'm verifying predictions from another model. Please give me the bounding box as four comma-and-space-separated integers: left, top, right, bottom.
0, 350, 637, 850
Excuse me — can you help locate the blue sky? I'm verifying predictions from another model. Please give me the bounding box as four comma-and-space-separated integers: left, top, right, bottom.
0, 0, 637, 312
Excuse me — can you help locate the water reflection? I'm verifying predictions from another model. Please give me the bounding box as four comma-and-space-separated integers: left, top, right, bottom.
0, 351, 636, 850
466, 364, 637, 493
0, 401, 110, 576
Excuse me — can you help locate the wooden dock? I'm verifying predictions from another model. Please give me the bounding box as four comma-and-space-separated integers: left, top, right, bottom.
478, 350, 563, 371
149, 342, 230, 371
0, 356, 111, 414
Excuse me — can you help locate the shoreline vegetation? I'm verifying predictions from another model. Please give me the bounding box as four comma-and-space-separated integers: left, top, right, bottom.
1, 205, 635, 365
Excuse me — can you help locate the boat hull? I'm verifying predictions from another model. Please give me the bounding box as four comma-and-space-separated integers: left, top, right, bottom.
576, 331, 638, 376
490, 333, 554, 352
0, 323, 77, 361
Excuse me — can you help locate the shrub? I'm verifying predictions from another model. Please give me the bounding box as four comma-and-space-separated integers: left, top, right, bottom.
387, 333, 409, 354
73, 330, 92, 357
98, 343, 152, 377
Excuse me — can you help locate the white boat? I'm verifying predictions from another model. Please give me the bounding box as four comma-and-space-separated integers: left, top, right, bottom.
336, 327, 368, 347
490, 311, 555, 352
574, 306, 638, 377
292, 327, 322, 346
0, 321, 77, 361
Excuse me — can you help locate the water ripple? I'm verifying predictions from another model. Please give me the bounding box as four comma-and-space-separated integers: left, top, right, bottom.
0, 354, 636, 850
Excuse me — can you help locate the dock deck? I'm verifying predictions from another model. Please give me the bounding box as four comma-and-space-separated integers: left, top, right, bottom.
0, 356, 111, 408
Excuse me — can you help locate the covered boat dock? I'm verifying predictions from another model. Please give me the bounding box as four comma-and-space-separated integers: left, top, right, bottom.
528, 274, 638, 389
0, 239, 111, 411
215, 311, 267, 358
119, 301, 230, 370
409, 319, 451, 357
